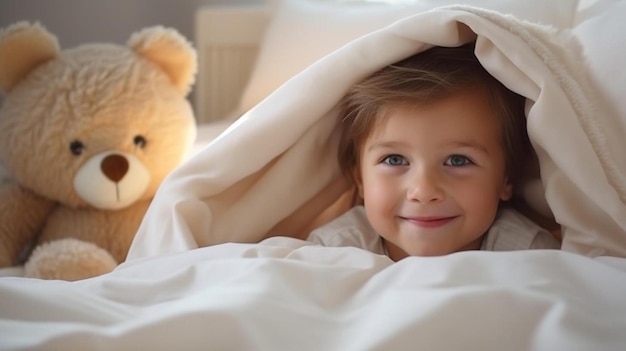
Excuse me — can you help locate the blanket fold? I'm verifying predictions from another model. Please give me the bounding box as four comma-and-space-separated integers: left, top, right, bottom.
129, 3, 626, 260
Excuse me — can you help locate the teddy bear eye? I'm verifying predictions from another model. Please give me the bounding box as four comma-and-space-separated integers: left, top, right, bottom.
69, 140, 85, 156
133, 135, 147, 148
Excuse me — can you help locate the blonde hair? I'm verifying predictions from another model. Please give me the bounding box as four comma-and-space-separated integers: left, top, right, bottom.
337, 43, 531, 193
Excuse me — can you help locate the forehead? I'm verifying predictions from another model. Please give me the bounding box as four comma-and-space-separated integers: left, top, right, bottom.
368, 88, 503, 145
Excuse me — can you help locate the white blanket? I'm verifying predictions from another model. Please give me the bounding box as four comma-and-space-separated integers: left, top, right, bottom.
2, 239, 626, 350
129, 2, 626, 258
2, 1, 626, 350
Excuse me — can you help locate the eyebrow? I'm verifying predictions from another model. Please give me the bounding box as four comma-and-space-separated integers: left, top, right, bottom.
367, 140, 491, 154
448, 141, 491, 155
366, 141, 405, 152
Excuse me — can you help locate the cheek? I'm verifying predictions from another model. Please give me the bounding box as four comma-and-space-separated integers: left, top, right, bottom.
361, 178, 397, 237
453, 177, 502, 221
360, 169, 396, 201
360, 170, 399, 223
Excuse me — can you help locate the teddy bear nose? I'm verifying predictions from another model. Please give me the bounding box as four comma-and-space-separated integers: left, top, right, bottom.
100, 154, 129, 183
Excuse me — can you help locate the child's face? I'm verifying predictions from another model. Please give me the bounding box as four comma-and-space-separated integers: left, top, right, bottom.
355, 88, 512, 259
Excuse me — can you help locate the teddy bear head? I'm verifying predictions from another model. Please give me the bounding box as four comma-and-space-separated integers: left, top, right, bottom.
0, 23, 197, 210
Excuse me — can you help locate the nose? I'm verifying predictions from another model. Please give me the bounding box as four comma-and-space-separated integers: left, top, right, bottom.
406, 169, 443, 203
100, 154, 129, 183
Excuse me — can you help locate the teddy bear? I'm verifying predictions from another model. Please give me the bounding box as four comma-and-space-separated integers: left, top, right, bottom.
0, 22, 197, 281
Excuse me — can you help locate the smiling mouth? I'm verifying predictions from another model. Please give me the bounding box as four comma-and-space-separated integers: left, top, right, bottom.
401, 216, 458, 228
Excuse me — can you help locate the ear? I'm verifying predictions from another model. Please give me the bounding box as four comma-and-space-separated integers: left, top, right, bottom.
500, 178, 513, 201
127, 26, 197, 95
0, 22, 59, 93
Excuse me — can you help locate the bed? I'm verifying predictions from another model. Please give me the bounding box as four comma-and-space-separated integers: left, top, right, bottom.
2, 0, 626, 349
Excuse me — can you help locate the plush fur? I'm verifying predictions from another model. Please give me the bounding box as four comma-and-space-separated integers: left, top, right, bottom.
0, 22, 197, 280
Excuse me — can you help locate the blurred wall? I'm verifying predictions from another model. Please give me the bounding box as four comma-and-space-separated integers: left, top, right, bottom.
0, 0, 264, 109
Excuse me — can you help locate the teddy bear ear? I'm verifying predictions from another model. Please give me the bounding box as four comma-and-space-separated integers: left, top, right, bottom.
0, 22, 60, 94
128, 26, 197, 95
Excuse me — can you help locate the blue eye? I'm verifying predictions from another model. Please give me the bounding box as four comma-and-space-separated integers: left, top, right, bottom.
383, 155, 408, 166
445, 155, 471, 167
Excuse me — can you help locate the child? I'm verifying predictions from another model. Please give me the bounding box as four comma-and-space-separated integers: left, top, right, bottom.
307, 43, 560, 261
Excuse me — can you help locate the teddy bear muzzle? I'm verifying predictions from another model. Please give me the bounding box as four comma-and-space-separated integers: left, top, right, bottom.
73, 151, 151, 210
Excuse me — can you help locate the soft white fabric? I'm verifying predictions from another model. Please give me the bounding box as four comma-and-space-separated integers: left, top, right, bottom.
307, 206, 560, 253
239, 0, 579, 112
2, 241, 626, 350
128, 1, 626, 259
2, 1, 626, 350
308, 205, 387, 255
481, 208, 561, 251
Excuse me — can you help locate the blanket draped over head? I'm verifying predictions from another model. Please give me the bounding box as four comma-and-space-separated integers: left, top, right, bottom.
128, 3, 626, 261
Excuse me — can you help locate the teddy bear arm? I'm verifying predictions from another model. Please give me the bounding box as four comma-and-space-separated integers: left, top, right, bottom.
0, 184, 55, 267
38, 199, 151, 264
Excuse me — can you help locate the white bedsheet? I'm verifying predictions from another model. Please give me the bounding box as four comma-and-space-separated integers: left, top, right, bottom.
2, 1, 626, 350
2, 238, 626, 350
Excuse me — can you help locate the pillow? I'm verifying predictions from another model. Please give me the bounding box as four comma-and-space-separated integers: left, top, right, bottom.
237, 0, 577, 113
